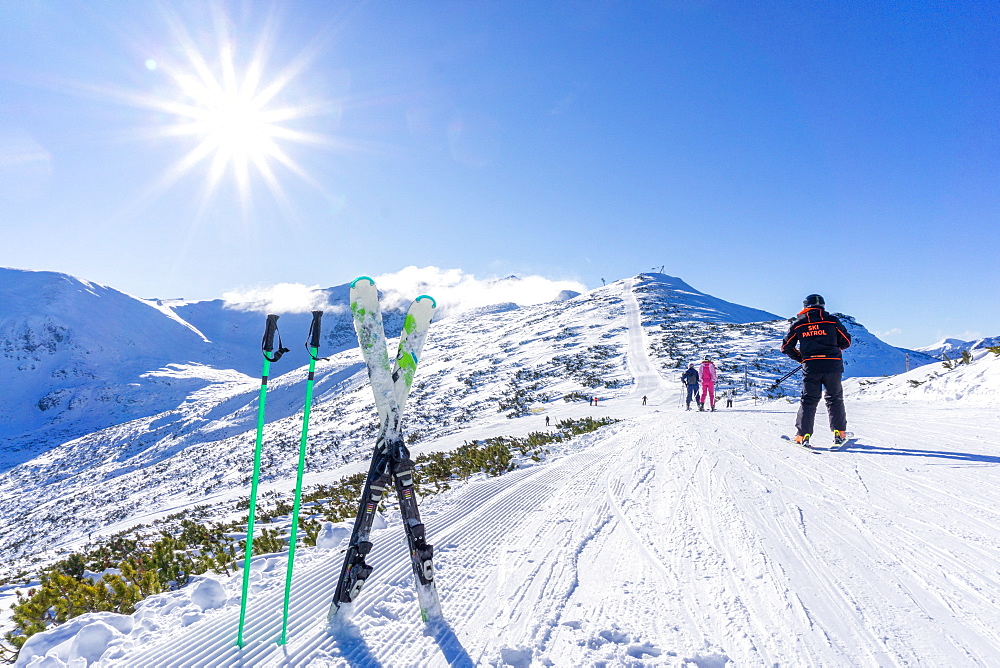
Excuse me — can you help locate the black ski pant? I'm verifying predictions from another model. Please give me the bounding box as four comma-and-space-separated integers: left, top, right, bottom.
685, 384, 699, 407
796, 368, 847, 436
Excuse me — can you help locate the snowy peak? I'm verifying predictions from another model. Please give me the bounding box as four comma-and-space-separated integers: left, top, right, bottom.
555, 289, 581, 301
631, 273, 935, 380
166, 289, 358, 378
915, 337, 967, 356
914, 336, 1000, 360
0, 268, 208, 359
632, 273, 781, 324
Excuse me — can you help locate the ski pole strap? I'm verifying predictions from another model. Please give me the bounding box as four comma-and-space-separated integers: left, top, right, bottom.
262, 314, 291, 362
306, 310, 329, 361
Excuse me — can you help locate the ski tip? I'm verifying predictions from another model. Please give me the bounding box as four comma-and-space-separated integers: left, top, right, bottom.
415, 294, 437, 308
350, 276, 375, 288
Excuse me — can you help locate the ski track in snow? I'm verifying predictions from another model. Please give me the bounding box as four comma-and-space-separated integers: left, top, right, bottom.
32, 280, 1000, 666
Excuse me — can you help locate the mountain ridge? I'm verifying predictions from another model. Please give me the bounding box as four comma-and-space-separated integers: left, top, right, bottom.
1, 267, 938, 470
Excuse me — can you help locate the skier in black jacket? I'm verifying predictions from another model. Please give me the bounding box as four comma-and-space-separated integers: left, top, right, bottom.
780, 294, 852, 446
680, 363, 700, 411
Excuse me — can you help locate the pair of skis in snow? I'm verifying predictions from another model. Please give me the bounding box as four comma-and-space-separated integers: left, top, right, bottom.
328, 277, 443, 624
781, 433, 856, 453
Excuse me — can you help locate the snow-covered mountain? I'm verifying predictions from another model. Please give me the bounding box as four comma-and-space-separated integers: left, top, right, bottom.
0, 269, 935, 568
0, 268, 394, 468
0, 268, 211, 460
914, 335, 1000, 360
8, 268, 996, 666
846, 346, 1000, 404
0, 274, 634, 570
633, 273, 936, 384
4, 272, 1000, 667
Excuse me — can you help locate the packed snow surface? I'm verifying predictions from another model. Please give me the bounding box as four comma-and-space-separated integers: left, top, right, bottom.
10, 278, 1000, 666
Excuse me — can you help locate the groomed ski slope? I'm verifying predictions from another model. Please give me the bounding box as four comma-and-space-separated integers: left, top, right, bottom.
99, 280, 1000, 666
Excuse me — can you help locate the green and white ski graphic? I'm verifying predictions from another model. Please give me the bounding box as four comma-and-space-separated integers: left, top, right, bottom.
392, 294, 436, 413
350, 276, 398, 434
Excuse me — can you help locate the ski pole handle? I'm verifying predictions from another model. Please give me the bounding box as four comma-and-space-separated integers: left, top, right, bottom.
263, 314, 280, 352
308, 310, 324, 349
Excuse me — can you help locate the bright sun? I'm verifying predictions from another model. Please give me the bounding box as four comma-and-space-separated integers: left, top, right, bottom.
128, 7, 334, 214
200, 92, 272, 160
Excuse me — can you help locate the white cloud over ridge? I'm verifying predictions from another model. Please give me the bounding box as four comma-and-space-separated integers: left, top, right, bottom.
373, 266, 587, 317
220, 267, 587, 316
222, 283, 334, 314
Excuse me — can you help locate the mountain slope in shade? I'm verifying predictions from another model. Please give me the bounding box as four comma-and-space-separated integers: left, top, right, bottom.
0, 268, 216, 460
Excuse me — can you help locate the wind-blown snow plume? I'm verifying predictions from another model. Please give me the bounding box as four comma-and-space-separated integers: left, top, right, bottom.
221, 283, 335, 314
373, 266, 586, 316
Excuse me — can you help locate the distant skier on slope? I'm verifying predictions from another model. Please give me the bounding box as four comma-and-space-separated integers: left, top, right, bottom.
780, 293, 853, 446
681, 363, 700, 410
699, 358, 718, 411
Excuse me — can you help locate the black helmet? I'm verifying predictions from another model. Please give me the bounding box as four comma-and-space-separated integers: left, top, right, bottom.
803, 293, 825, 308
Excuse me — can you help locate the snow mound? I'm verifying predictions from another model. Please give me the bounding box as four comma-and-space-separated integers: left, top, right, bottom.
67, 620, 123, 665
191, 577, 227, 611
316, 521, 352, 549
846, 348, 1000, 404
15, 612, 132, 668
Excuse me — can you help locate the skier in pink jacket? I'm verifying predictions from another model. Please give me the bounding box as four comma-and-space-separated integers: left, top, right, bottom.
699, 358, 717, 412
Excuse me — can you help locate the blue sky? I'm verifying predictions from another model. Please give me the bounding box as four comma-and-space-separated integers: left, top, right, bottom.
0, 1, 996, 348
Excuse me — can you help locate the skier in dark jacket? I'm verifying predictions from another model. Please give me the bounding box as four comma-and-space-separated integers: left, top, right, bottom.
681, 363, 700, 411
781, 294, 852, 446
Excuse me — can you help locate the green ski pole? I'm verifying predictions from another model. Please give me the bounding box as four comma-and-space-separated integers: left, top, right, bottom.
237, 314, 289, 649
278, 310, 325, 645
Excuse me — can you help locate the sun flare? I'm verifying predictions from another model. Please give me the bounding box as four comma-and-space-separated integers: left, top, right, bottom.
125, 6, 336, 214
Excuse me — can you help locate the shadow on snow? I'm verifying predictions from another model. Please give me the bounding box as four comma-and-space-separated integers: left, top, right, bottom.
841, 441, 1000, 464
